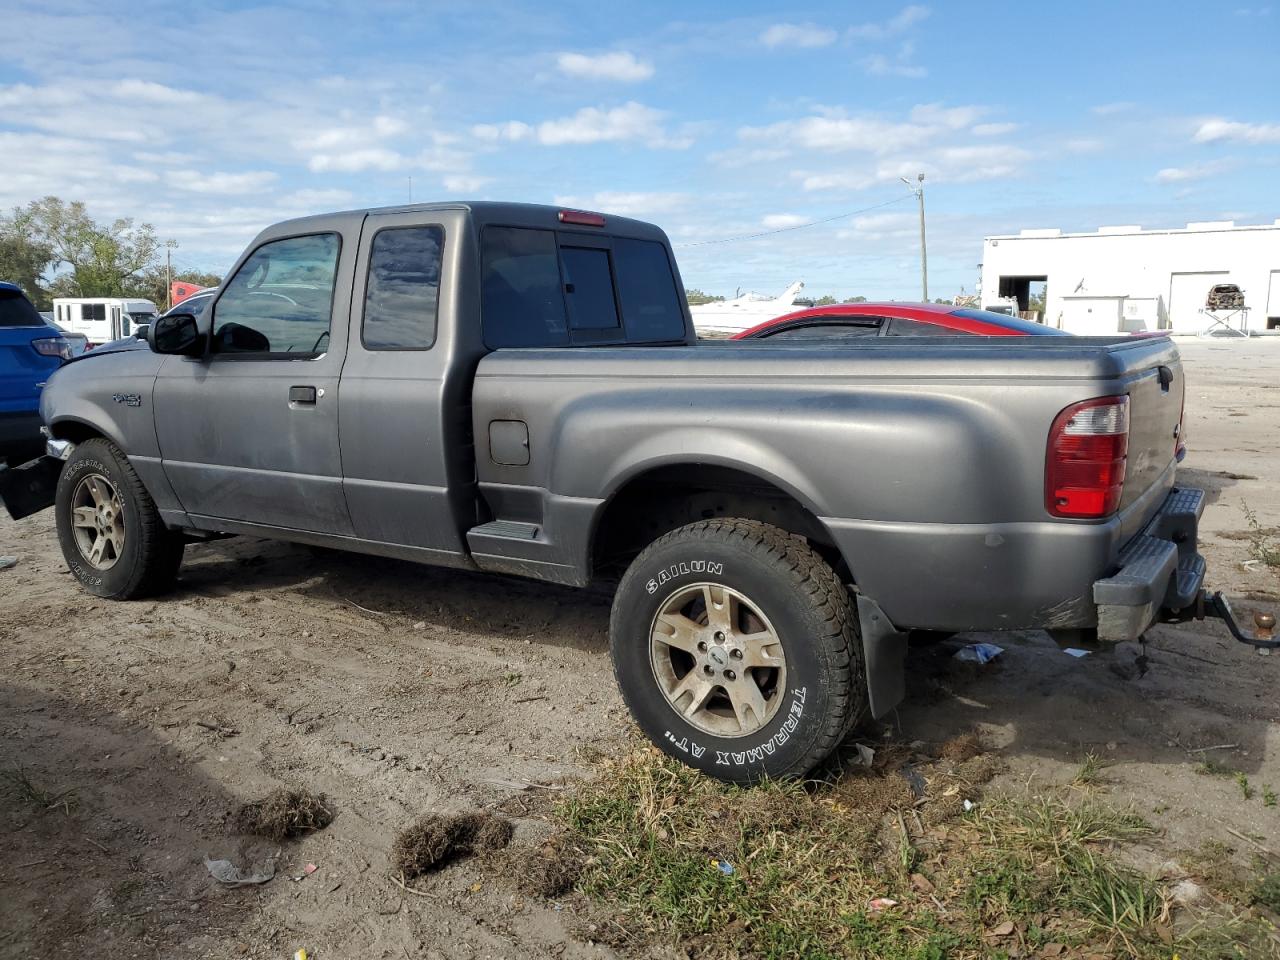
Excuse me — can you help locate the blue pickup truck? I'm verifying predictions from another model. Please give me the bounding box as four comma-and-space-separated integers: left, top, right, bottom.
0, 281, 72, 463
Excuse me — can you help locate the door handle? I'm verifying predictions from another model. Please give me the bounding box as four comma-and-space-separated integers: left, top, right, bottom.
289, 385, 317, 405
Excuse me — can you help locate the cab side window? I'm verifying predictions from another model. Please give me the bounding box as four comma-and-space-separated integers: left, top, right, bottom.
362, 226, 444, 350
212, 233, 340, 356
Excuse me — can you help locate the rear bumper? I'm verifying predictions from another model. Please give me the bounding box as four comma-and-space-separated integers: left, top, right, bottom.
0, 440, 70, 520
1093, 487, 1206, 641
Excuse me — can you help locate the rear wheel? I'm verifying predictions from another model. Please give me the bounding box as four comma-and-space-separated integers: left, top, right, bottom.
55, 438, 184, 599
610, 518, 864, 783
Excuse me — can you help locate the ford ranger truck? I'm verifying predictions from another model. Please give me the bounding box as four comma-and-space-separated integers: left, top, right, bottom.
1, 202, 1262, 784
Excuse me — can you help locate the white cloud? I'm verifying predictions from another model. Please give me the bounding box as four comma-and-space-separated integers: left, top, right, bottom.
1064, 138, 1104, 153
553, 191, 690, 216
472, 120, 533, 142
863, 53, 927, 77
793, 170, 875, 191
112, 79, 204, 105
849, 5, 931, 39
742, 114, 927, 154
794, 142, 1028, 192
477, 102, 690, 149
1091, 101, 1135, 115
308, 148, 405, 172
295, 115, 408, 151
442, 174, 491, 192
760, 22, 837, 48
834, 212, 916, 239
933, 144, 1030, 181
1193, 117, 1280, 144
910, 103, 984, 129
740, 103, 985, 156
166, 170, 279, 194
972, 121, 1018, 136
762, 213, 808, 228
538, 102, 674, 145
1154, 160, 1230, 183
556, 51, 653, 82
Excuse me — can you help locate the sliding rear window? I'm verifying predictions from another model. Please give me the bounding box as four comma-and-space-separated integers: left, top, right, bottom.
481, 227, 685, 348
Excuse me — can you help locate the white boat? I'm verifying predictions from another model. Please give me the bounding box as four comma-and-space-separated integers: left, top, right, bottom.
690, 281, 805, 336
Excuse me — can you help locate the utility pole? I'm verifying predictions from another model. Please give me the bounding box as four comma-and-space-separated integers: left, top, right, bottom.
901, 174, 928, 301
165, 239, 179, 310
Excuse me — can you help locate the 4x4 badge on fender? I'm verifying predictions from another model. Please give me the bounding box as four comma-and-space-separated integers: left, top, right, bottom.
112, 394, 142, 408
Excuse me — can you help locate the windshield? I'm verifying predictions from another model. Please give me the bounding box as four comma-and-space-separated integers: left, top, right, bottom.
128, 311, 158, 323
0, 288, 45, 328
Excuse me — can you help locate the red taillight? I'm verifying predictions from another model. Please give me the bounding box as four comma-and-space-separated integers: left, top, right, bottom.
31, 337, 72, 360
558, 209, 605, 227
1046, 396, 1129, 519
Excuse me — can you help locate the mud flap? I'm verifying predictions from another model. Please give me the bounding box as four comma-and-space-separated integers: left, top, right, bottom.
856, 594, 908, 718
0, 455, 62, 521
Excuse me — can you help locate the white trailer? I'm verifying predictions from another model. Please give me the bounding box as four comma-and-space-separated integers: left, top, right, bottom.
52, 297, 160, 347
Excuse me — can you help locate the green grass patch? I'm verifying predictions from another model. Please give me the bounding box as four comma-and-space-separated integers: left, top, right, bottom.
1243, 499, 1280, 570
1072, 751, 1113, 788
550, 745, 1265, 958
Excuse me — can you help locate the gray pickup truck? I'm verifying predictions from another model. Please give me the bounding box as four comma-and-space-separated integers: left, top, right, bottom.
1, 201, 1252, 782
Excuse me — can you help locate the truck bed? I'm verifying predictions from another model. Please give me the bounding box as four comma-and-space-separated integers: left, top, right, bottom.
471, 334, 1185, 632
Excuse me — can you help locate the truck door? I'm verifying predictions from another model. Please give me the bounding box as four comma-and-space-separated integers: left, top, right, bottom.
152, 225, 356, 535
337, 210, 473, 559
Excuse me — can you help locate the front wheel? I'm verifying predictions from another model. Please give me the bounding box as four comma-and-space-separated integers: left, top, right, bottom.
609, 519, 865, 783
54, 438, 184, 599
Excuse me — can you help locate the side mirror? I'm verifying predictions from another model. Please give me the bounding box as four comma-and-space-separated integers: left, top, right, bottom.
134, 324, 149, 340
148, 313, 204, 356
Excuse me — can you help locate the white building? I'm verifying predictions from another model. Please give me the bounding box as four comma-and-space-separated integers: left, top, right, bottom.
979, 220, 1280, 335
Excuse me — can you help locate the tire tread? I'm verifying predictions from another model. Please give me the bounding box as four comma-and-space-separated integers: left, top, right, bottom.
611, 518, 864, 779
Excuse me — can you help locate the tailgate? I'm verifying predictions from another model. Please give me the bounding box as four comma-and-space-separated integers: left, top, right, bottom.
1120, 340, 1184, 510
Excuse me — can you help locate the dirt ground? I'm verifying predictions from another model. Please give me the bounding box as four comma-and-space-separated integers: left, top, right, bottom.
2, 338, 1279, 959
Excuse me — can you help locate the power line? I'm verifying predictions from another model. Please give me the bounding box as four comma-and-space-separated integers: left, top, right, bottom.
675, 194, 913, 248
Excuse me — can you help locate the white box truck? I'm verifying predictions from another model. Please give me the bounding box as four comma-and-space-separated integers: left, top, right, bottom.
51, 298, 159, 348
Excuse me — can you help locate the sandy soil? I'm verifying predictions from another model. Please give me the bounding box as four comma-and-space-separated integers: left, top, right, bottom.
2, 339, 1278, 959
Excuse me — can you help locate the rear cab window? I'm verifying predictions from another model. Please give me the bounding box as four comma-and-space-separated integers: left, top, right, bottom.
481, 226, 685, 348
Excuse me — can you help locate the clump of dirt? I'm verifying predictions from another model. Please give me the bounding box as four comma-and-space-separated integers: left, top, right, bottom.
938, 731, 983, 763
232, 788, 334, 840
393, 811, 513, 878
919, 751, 1005, 827
827, 769, 916, 819
506, 839, 585, 898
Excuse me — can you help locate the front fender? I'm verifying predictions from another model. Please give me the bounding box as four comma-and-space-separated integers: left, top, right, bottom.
41, 350, 163, 459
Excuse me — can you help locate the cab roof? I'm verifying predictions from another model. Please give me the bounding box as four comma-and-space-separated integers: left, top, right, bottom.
267, 200, 670, 244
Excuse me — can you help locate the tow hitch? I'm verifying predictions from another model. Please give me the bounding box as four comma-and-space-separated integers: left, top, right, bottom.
1164, 589, 1279, 650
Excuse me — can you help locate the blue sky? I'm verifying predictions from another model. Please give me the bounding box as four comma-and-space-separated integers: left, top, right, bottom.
3, 0, 1277, 299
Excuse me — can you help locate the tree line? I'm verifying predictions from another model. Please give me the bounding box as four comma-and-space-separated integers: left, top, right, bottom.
0, 196, 220, 311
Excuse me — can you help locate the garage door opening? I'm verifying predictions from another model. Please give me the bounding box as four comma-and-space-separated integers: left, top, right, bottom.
998, 275, 1048, 321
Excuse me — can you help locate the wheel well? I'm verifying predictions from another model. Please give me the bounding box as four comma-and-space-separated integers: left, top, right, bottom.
49, 421, 106, 446
591, 464, 846, 580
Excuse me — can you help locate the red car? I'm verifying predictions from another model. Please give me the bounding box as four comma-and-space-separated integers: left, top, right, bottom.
731, 302, 1072, 340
